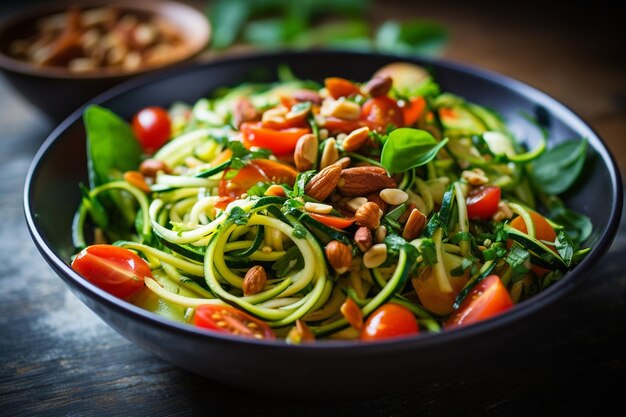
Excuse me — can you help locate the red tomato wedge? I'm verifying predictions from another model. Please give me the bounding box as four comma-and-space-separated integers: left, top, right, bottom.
361, 96, 404, 132
466, 186, 501, 220
325, 77, 360, 99
132, 106, 171, 155
71, 244, 151, 299
509, 211, 558, 275
308, 213, 355, 230
241, 122, 310, 156
446, 275, 513, 329
402, 97, 426, 126
194, 305, 275, 340
218, 159, 297, 199
361, 303, 419, 341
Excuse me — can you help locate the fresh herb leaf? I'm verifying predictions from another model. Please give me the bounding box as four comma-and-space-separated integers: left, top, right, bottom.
506, 244, 531, 275
272, 245, 304, 278
482, 242, 507, 261
450, 258, 473, 277
555, 231, 574, 266
530, 139, 587, 195
381, 128, 448, 173
375, 20, 447, 56
84, 105, 141, 188
547, 196, 592, 244
418, 238, 437, 266
288, 170, 316, 198
209, 0, 251, 49
228, 206, 249, 225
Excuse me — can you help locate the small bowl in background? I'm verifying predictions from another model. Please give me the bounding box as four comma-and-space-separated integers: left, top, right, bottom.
0, 0, 210, 121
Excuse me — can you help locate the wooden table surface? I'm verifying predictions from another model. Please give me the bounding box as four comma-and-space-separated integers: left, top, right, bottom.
1, 1, 624, 416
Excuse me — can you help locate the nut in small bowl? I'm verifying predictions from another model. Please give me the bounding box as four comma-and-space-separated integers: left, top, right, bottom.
0, 0, 210, 121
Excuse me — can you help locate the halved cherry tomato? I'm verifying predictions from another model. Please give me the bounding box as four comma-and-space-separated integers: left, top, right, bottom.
218, 159, 297, 199
402, 96, 426, 126
361, 303, 419, 341
466, 186, 501, 220
132, 106, 171, 154
325, 77, 360, 99
241, 122, 310, 155
308, 213, 355, 230
446, 275, 513, 328
361, 96, 404, 132
194, 305, 275, 340
509, 211, 558, 275
71, 244, 151, 299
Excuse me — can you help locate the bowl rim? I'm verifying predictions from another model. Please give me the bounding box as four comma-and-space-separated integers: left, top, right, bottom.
0, 0, 210, 80
24, 49, 623, 352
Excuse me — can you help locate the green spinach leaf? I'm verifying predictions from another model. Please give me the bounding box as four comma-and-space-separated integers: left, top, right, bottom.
380, 128, 448, 173
530, 139, 587, 195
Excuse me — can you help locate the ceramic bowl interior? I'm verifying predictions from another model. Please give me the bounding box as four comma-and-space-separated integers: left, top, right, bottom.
24, 51, 623, 398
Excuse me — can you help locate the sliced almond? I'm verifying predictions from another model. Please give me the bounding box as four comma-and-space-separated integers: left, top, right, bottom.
379, 188, 409, 205
342, 126, 370, 152
363, 243, 387, 269
304, 202, 333, 214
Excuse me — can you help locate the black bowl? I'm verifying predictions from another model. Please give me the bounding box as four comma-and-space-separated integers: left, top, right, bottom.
24, 51, 622, 399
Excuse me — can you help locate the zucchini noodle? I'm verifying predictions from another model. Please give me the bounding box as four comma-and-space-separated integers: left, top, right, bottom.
71, 62, 590, 342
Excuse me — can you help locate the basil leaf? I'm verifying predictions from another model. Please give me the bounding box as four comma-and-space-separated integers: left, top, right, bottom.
375, 20, 447, 56
506, 245, 531, 275
84, 105, 141, 188
228, 206, 249, 225
381, 128, 448, 173
556, 231, 574, 266
209, 0, 251, 49
547, 197, 593, 244
530, 139, 587, 195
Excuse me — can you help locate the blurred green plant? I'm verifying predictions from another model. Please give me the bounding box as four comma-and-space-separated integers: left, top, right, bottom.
207, 0, 447, 55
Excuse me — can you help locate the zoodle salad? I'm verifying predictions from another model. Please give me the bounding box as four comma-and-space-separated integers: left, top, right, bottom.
71, 62, 592, 342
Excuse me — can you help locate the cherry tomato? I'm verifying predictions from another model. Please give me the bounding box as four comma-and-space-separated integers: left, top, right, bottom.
308, 213, 355, 230
466, 186, 501, 220
241, 122, 310, 156
218, 159, 297, 199
132, 106, 171, 154
325, 77, 360, 99
509, 211, 558, 275
194, 305, 275, 340
71, 244, 151, 299
361, 96, 404, 132
361, 303, 419, 341
446, 275, 513, 329
402, 97, 426, 126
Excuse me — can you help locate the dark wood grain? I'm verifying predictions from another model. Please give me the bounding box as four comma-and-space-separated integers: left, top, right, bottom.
1, 1, 624, 416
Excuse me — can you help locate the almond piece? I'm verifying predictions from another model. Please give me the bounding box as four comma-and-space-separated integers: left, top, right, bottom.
366, 192, 388, 214
402, 208, 427, 240
362, 76, 392, 97
338, 166, 397, 196
304, 202, 333, 214
342, 126, 370, 152
139, 159, 171, 180
232, 97, 260, 128
354, 227, 373, 252
363, 243, 387, 269
354, 202, 381, 229
286, 319, 316, 344
325, 240, 352, 275
340, 297, 363, 330
294, 133, 318, 171
243, 265, 267, 296
304, 163, 342, 201
319, 138, 339, 169
379, 188, 409, 206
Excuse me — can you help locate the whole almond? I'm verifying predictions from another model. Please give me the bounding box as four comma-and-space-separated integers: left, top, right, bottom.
342, 126, 370, 152
139, 159, 171, 180
340, 297, 363, 330
338, 166, 397, 196
232, 97, 260, 128
402, 208, 427, 241
325, 240, 352, 274
304, 163, 342, 201
294, 133, 318, 171
243, 265, 267, 296
363, 76, 392, 97
366, 192, 388, 214
354, 226, 373, 252
355, 202, 381, 229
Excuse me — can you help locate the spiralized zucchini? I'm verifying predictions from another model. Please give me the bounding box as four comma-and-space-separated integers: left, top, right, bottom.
72, 62, 590, 342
